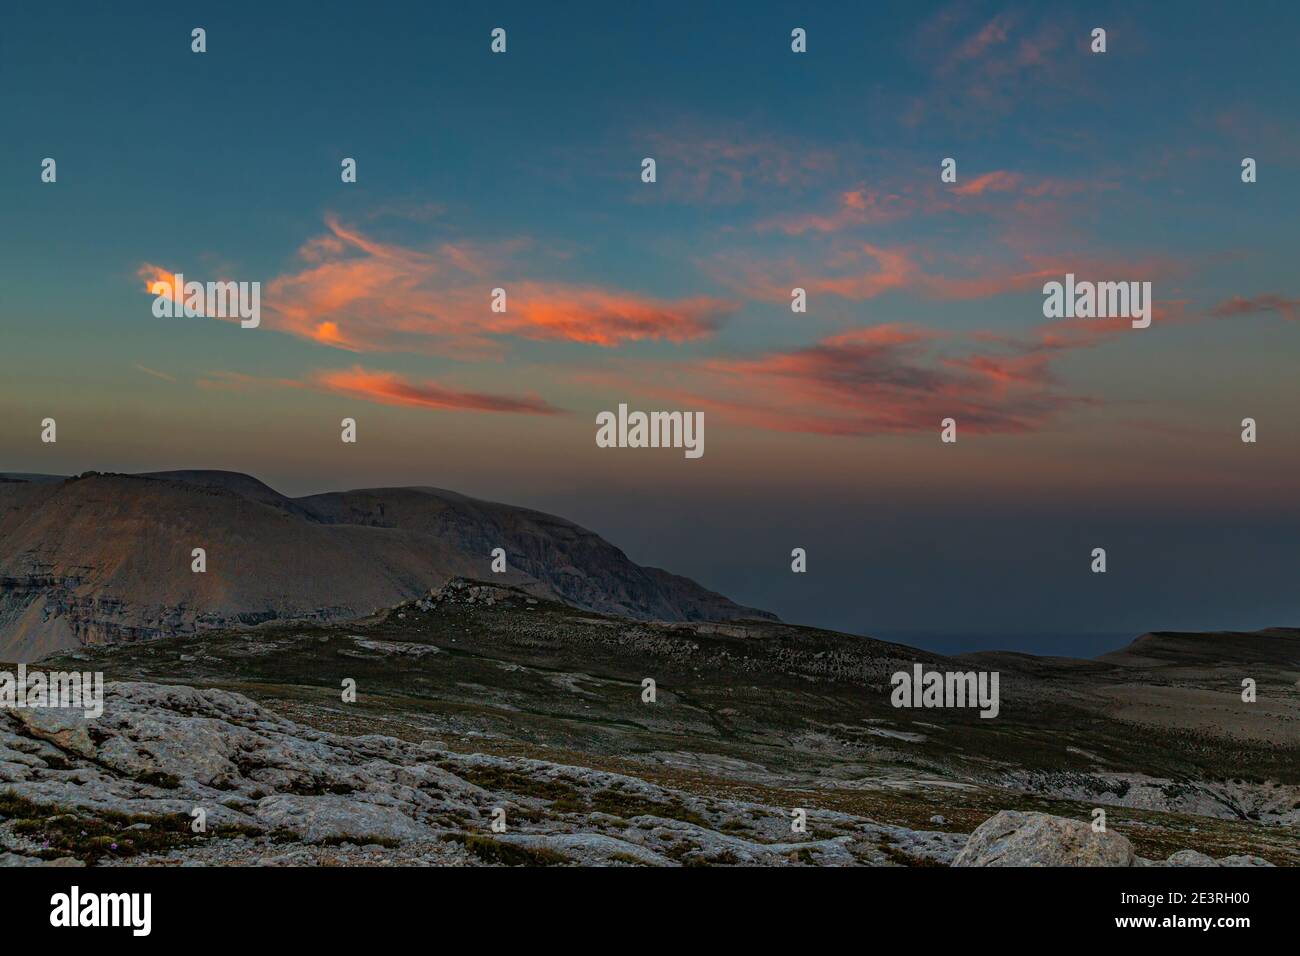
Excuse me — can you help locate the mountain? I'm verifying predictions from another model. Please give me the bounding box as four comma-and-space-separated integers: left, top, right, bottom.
0, 470, 773, 660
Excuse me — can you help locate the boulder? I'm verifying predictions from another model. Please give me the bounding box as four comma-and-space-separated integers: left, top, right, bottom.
953, 810, 1134, 867
1166, 849, 1218, 866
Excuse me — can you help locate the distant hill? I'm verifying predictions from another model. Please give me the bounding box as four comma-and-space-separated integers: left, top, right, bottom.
0, 470, 774, 660
1098, 628, 1300, 668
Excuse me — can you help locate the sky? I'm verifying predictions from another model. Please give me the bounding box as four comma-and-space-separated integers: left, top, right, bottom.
2, 1, 1298, 654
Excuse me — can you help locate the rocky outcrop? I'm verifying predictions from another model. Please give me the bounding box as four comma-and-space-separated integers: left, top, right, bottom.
954, 811, 1278, 867
1000, 770, 1300, 826
0, 681, 958, 867
253, 794, 436, 845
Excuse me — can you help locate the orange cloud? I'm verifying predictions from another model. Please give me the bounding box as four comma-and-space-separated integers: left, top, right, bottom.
500, 283, 734, 347
139, 216, 736, 356
314, 367, 562, 415
952, 170, 1023, 196
137, 263, 188, 311
136, 262, 248, 320
804, 245, 919, 300
755, 187, 918, 235
257, 217, 736, 355
137, 263, 172, 295
198, 366, 562, 416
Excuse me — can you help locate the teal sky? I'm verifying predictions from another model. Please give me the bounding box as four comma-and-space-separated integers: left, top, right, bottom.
2, 1, 1298, 649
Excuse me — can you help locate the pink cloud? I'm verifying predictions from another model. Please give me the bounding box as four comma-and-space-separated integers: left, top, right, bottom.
314, 367, 562, 415
705, 240, 1183, 308
198, 366, 562, 416
908, 7, 1076, 123
952, 170, 1023, 196
142, 216, 737, 357
755, 187, 918, 235
1210, 294, 1300, 322
587, 320, 1104, 439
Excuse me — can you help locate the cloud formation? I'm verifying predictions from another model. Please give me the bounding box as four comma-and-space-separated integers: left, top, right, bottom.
589, 321, 1105, 439
1210, 294, 1299, 322
142, 216, 737, 357
198, 366, 562, 416
313, 367, 562, 414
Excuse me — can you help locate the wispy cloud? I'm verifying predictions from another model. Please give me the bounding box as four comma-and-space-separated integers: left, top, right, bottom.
754, 187, 918, 235
581, 319, 1111, 439
749, 162, 1110, 240
905, 6, 1086, 127
951, 170, 1023, 197
141, 216, 737, 357
198, 366, 563, 416
1210, 294, 1300, 322
133, 363, 176, 383
630, 124, 840, 204
313, 366, 562, 414
704, 240, 1182, 307
577, 289, 1226, 440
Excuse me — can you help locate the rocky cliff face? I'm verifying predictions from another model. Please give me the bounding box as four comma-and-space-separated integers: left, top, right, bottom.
0, 471, 774, 660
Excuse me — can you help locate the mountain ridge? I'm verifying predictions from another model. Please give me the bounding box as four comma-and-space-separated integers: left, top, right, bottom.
0, 470, 775, 660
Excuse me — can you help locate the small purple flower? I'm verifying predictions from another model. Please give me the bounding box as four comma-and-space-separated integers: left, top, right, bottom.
110, 843, 118, 850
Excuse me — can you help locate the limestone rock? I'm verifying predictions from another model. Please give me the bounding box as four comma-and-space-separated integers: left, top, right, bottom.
255, 794, 432, 845
1166, 849, 1218, 866
953, 810, 1134, 867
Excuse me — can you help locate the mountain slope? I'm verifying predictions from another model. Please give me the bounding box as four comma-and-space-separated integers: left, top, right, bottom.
0, 470, 773, 660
